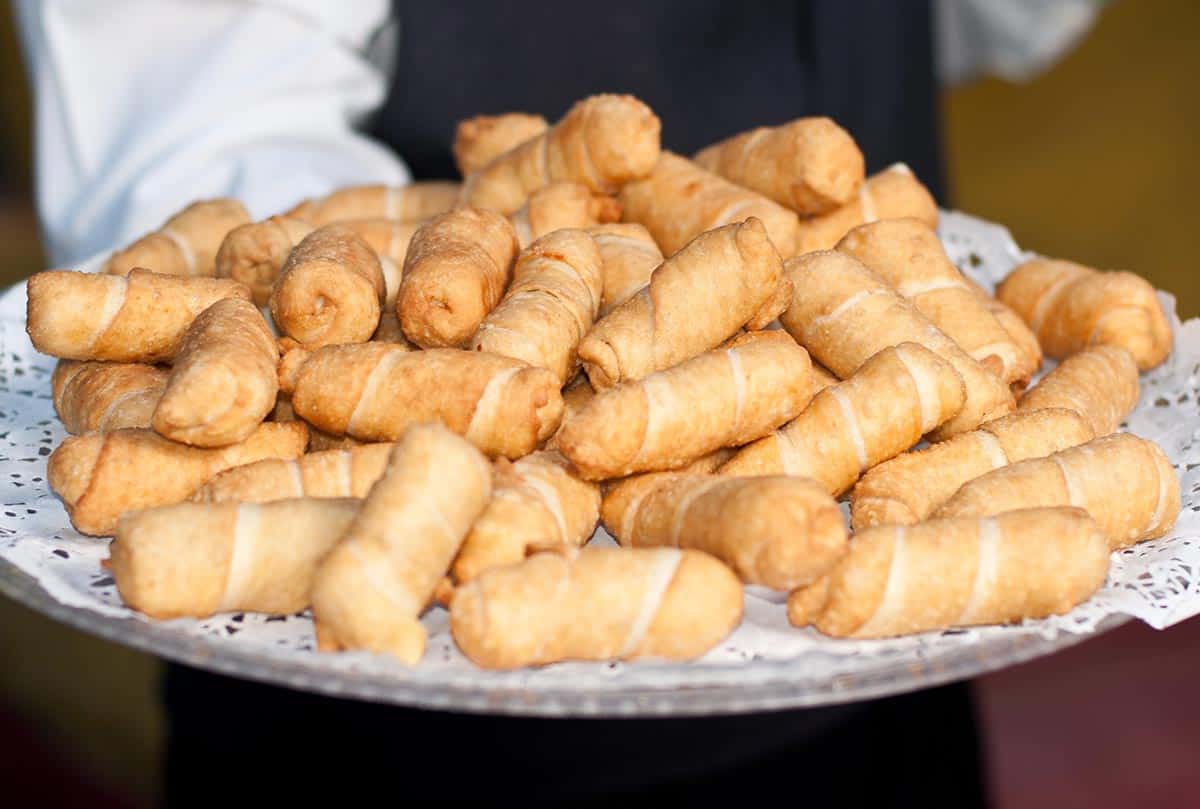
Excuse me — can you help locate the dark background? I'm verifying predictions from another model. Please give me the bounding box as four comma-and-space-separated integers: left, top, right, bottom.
1, 2, 1198, 806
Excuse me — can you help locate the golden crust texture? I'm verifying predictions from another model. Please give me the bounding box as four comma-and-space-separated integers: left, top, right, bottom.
451, 450, 600, 584
838, 218, 1037, 388
508, 182, 621, 249
47, 422, 309, 536
111, 498, 360, 619
577, 218, 783, 390
561, 331, 812, 480
193, 442, 394, 504
1018, 345, 1140, 436
602, 473, 847, 590
269, 225, 385, 347
720, 343, 965, 493
450, 547, 743, 669
935, 432, 1180, 549
850, 407, 1095, 529
794, 163, 939, 255
397, 207, 519, 348
105, 198, 251, 277
27, 269, 251, 363
461, 93, 662, 215
997, 258, 1171, 370
285, 182, 460, 225
788, 508, 1109, 637
619, 151, 800, 257
311, 424, 492, 663
694, 117, 864, 215
453, 112, 549, 177
779, 250, 1014, 439
589, 223, 664, 317
288, 343, 563, 459
215, 215, 316, 305
52, 360, 168, 434
469, 228, 603, 383
152, 298, 279, 447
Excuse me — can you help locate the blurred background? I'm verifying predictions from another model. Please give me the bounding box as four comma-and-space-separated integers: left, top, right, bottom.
1, 1, 1198, 806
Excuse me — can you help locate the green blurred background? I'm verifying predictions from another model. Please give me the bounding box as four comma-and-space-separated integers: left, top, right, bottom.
1, 2, 1197, 807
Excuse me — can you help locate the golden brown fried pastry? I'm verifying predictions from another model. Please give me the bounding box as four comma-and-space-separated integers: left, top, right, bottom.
52, 360, 167, 434
838, 218, 1037, 388
589, 222, 664, 317
152, 299, 278, 447
452, 450, 600, 584
935, 432, 1180, 549
602, 473, 846, 590
850, 408, 1095, 529
619, 151, 800, 257
779, 250, 1014, 439
27, 269, 251, 363
192, 443, 394, 504
105, 198, 251, 277
470, 228, 603, 383
693, 117, 864, 215
286, 182, 461, 224
1018, 345, 1140, 436
47, 422, 309, 536
508, 182, 620, 248
788, 508, 1109, 637
269, 225, 385, 347
284, 343, 563, 459
450, 547, 742, 668
312, 424, 492, 663
461, 93, 661, 214
453, 112, 549, 176
214, 215, 316, 305
110, 498, 360, 618
720, 343, 965, 493
397, 207, 519, 348
561, 331, 813, 480
794, 163, 939, 254
997, 258, 1171, 370
578, 218, 783, 389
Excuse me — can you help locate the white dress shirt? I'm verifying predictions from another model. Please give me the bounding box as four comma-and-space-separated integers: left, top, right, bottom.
14, 0, 409, 266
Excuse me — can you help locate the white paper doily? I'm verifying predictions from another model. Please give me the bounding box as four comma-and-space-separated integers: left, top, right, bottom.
1, 210, 1197, 716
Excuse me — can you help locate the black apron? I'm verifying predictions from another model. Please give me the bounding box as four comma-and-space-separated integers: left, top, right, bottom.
372, 0, 945, 196
165, 3, 979, 805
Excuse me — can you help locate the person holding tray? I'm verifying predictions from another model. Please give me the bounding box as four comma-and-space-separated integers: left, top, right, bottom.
15, 0, 1101, 805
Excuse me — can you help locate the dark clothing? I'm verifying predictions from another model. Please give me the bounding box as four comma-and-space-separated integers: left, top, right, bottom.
164, 665, 984, 807
166, 2, 976, 806
373, 0, 946, 199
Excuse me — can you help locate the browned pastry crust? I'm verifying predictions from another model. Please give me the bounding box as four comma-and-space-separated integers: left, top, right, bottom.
461, 94, 661, 215
577, 218, 783, 390
52, 360, 168, 434
788, 508, 1110, 637
397, 207, 519, 348
285, 342, 563, 459
152, 298, 279, 447
47, 422, 309, 536
694, 117, 864, 215
450, 546, 743, 668
997, 257, 1172, 370
105, 198, 251, 277
619, 151, 800, 257
269, 225, 385, 347
27, 269, 251, 363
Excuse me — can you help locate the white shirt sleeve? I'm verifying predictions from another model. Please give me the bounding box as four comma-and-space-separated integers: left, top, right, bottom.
14, 0, 410, 266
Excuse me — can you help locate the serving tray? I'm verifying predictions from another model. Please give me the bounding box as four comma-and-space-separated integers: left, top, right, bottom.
2, 211, 1197, 716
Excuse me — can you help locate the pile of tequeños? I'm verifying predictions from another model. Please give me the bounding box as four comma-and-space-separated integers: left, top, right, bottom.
24, 94, 1179, 669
